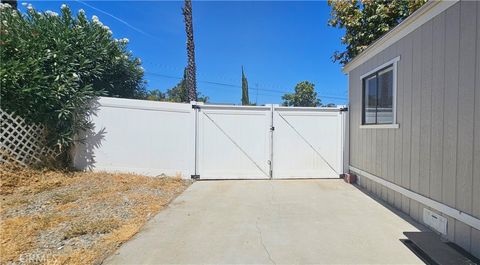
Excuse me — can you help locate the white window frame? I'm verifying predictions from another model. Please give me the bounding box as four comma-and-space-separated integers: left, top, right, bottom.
359, 56, 400, 129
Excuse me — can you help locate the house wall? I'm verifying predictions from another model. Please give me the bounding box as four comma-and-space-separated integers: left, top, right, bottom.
348, 1, 480, 258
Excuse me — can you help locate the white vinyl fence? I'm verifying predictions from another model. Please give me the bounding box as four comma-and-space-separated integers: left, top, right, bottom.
74, 98, 195, 177
74, 97, 348, 179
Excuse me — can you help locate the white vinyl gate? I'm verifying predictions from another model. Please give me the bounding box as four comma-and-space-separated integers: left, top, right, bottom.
195, 104, 347, 179
75, 98, 348, 179
272, 107, 345, 179
196, 105, 272, 179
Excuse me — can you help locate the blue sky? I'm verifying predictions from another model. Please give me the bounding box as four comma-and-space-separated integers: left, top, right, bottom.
25, 1, 347, 105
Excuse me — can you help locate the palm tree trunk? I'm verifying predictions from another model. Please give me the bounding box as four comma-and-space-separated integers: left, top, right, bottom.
183, 0, 197, 102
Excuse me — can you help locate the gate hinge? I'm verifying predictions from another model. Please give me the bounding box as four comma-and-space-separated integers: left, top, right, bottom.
191, 174, 200, 180
270, 126, 275, 131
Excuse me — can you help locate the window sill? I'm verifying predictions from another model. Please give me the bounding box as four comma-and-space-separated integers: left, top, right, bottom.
360, 124, 399, 129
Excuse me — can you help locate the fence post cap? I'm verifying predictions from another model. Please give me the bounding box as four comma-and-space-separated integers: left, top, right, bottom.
190, 101, 204, 107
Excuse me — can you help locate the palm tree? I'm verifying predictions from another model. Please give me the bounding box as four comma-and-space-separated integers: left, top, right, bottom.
182, 0, 197, 102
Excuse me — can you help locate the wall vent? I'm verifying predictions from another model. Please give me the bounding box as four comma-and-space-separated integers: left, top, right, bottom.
423, 208, 447, 236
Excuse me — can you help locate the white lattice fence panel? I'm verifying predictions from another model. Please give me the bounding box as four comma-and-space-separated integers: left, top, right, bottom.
0, 109, 57, 166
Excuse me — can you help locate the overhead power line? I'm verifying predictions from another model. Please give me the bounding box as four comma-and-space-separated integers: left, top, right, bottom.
145, 71, 347, 101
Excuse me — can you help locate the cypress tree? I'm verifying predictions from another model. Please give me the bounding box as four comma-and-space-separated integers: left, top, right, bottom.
241, 66, 249, 105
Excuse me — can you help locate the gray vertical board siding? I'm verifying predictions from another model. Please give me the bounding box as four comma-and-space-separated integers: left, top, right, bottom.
394, 37, 406, 209
387, 42, 397, 204
370, 57, 377, 177
430, 12, 446, 203
456, 0, 476, 217
410, 27, 422, 196
388, 128, 395, 205
352, 67, 362, 168
363, 58, 368, 172
379, 45, 393, 202
348, 73, 354, 165
410, 28, 423, 221
354, 65, 362, 168
455, 220, 471, 254
374, 51, 383, 196
386, 45, 398, 204
384, 128, 391, 202
378, 125, 385, 199
387, 44, 398, 206
371, 128, 377, 191
442, 3, 460, 209
474, 0, 480, 220
472, 228, 480, 259
362, 107, 367, 176
419, 20, 433, 198
353, 70, 361, 168
353, 68, 362, 168
347, 2, 480, 257
401, 33, 414, 215
445, 215, 456, 242
367, 58, 376, 193
349, 72, 357, 167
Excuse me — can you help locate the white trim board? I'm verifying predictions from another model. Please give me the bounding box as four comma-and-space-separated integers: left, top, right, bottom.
360, 56, 400, 79
349, 165, 480, 231
359, 124, 399, 129
343, 0, 458, 73
360, 56, 399, 125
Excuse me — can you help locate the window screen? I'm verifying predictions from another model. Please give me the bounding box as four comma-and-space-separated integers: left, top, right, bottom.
362, 66, 394, 124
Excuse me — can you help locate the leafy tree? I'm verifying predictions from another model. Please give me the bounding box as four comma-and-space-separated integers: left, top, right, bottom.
146, 89, 166, 101
327, 0, 426, 65
241, 66, 249, 105
146, 68, 207, 103
0, 3, 146, 155
182, 0, 197, 101
166, 75, 188, 103
282, 81, 321, 107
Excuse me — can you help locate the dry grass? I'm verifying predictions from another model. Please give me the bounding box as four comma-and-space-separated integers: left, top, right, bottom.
0, 164, 191, 264
63, 219, 121, 240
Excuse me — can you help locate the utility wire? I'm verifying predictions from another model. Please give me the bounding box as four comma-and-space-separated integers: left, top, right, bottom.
145, 71, 348, 100
71, 2, 347, 101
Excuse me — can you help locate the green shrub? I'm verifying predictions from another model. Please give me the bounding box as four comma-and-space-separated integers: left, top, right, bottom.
0, 3, 146, 159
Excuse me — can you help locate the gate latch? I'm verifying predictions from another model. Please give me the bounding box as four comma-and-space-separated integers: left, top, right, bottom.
270, 126, 275, 131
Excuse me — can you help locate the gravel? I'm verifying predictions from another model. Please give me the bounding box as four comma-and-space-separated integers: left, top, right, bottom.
1, 167, 191, 264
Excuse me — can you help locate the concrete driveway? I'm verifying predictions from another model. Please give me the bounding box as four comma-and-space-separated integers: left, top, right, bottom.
105, 180, 424, 264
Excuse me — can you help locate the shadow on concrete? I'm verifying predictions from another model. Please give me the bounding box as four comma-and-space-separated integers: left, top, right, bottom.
351, 182, 480, 264
351, 182, 428, 232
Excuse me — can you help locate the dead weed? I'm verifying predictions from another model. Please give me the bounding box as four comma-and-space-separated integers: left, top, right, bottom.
63, 219, 120, 239
0, 165, 191, 264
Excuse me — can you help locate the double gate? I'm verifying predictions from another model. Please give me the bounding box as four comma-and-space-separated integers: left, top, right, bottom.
194, 104, 348, 179
75, 98, 348, 179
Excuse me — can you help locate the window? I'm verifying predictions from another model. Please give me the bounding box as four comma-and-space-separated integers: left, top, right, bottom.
361, 57, 398, 126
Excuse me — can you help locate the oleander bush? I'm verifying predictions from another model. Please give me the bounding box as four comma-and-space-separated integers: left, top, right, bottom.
0, 3, 146, 164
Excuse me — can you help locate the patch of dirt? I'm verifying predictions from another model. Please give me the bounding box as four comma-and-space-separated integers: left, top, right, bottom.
0, 165, 191, 264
